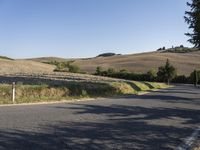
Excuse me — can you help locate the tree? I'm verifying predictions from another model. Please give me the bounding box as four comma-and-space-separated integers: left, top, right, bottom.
119, 69, 128, 73
96, 66, 103, 75
107, 68, 115, 75
147, 69, 157, 81
68, 64, 80, 73
157, 59, 177, 85
184, 0, 200, 48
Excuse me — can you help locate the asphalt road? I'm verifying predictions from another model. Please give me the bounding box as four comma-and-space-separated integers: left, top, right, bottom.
0, 85, 200, 150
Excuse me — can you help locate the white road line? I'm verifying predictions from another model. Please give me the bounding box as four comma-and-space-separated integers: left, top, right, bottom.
177, 126, 200, 150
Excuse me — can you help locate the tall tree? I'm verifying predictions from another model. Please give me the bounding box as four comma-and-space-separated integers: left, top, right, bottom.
184, 0, 200, 48
157, 59, 176, 85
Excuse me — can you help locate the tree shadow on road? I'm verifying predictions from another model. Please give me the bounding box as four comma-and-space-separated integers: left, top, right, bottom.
0, 84, 199, 150
0, 103, 200, 150
0, 120, 192, 150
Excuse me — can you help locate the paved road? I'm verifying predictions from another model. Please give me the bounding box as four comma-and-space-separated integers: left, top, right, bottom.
0, 85, 199, 150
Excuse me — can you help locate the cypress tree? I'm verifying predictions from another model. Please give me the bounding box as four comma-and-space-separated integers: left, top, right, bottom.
184, 0, 200, 48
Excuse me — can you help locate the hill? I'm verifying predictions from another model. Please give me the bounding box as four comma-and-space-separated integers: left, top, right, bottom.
96, 53, 121, 57
0, 58, 55, 75
72, 51, 200, 75
1, 49, 200, 76
160, 46, 200, 53
27, 57, 71, 63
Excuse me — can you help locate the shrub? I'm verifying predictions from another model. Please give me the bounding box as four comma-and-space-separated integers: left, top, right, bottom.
190, 70, 200, 84
107, 68, 115, 75
147, 69, 157, 81
95, 66, 103, 75
68, 64, 80, 73
172, 75, 189, 83
49, 61, 81, 73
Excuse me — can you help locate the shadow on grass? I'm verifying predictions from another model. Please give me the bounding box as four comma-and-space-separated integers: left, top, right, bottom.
125, 81, 142, 91
143, 82, 155, 89
0, 84, 200, 149
0, 75, 74, 86
0, 84, 199, 149
0, 75, 123, 102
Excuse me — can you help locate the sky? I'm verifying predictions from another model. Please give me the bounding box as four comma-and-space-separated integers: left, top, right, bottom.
0, 0, 192, 58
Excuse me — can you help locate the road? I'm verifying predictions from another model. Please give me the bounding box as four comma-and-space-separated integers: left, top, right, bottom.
0, 85, 199, 150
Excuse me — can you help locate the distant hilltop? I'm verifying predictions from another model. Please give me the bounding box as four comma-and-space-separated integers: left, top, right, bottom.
1, 47, 200, 76
157, 45, 200, 53
96, 53, 121, 57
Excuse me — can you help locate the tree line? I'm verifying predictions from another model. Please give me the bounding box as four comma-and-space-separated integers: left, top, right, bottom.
95, 59, 199, 86
44, 61, 81, 73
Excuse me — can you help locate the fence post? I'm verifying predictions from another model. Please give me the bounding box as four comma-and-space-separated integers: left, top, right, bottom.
12, 82, 16, 104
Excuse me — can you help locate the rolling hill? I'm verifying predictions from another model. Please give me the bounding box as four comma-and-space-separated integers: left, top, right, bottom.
1, 49, 200, 76
72, 51, 200, 75
27, 50, 200, 76
27, 57, 71, 63
0, 58, 55, 75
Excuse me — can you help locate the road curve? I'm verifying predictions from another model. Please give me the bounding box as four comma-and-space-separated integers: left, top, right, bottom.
0, 85, 199, 150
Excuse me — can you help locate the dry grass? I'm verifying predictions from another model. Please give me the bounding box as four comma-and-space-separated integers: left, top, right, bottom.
27, 57, 72, 62
0, 52, 176, 104
0, 73, 167, 104
72, 51, 200, 75
2, 51, 199, 76
0, 59, 55, 75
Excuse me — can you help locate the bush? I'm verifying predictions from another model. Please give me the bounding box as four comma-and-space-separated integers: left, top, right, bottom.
171, 75, 189, 83
95, 67, 155, 82
102, 71, 152, 81
68, 64, 80, 73
147, 69, 157, 81
94, 66, 196, 85
47, 61, 81, 73
107, 68, 115, 75
95, 66, 103, 75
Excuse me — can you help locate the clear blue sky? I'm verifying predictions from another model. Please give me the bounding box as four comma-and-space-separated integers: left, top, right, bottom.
0, 0, 191, 58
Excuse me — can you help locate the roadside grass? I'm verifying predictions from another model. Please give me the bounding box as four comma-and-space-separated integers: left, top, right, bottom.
0, 81, 168, 104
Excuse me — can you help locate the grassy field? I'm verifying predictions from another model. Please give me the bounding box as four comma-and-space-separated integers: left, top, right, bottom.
0, 73, 167, 104
27, 56, 72, 63
27, 50, 200, 76
1, 50, 200, 76
72, 51, 200, 75
2, 50, 194, 104
0, 58, 55, 75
